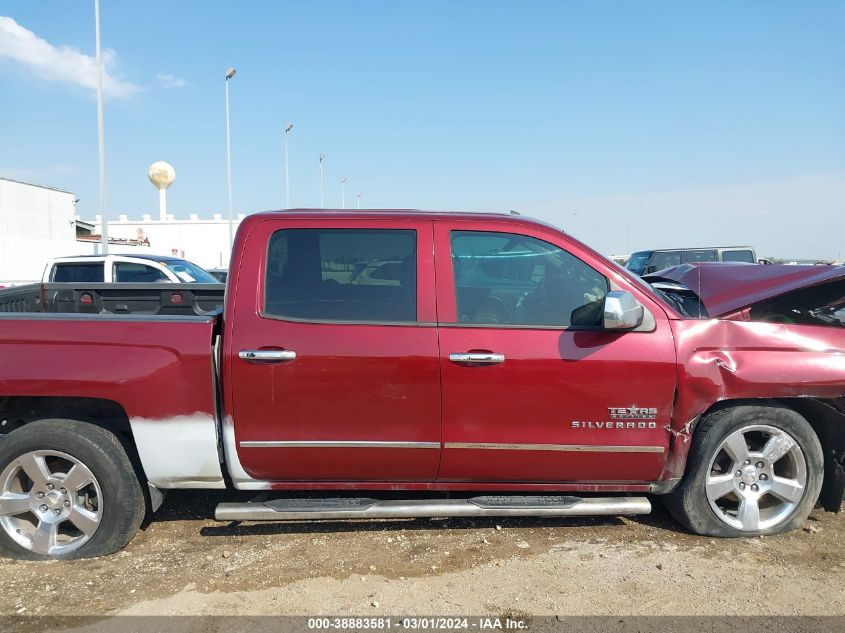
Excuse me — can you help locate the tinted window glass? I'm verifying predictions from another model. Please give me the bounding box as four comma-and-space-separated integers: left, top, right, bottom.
52, 263, 104, 283
451, 231, 608, 327
625, 251, 652, 275
647, 251, 683, 272
161, 259, 220, 283
265, 229, 417, 322
723, 249, 755, 263
114, 262, 169, 283
685, 249, 718, 263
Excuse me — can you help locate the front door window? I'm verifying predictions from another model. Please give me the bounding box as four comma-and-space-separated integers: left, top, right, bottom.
451, 231, 608, 327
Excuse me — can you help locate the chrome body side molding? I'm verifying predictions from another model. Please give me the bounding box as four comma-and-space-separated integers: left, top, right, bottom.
239, 440, 440, 449
444, 442, 665, 454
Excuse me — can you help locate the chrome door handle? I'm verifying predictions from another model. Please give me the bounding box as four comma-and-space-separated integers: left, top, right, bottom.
448, 352, 505, 365
239, 349, 297, 363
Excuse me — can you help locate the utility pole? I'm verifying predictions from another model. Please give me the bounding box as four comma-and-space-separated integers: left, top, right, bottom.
224, 67, 237, 248
94, 0, 108, 253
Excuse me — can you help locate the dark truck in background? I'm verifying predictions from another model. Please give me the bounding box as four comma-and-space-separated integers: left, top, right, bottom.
0, 282, 225, 316
626, 246, 757, 275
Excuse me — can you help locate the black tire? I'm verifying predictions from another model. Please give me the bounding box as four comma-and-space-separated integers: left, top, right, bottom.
0, 419, 146, 560
665, 404, 823, 537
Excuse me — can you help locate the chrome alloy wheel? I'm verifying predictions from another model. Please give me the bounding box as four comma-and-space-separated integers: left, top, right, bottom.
0, 450, 102, 556
705, 424, 807, 531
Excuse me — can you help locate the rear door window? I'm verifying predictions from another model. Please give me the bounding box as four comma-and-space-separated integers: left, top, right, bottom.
264, 228, 417, 323
51, 263, 104, 283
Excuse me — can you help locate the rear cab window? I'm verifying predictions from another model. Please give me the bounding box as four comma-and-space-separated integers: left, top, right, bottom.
51, 263, 104, 283
264, 228, 417, 323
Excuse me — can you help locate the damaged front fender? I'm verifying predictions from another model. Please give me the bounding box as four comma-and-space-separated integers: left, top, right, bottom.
659, 318, 845, 509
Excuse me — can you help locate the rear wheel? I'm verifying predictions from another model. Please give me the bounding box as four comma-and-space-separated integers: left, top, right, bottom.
0, 419, 145, 559
665, 405, 823, 537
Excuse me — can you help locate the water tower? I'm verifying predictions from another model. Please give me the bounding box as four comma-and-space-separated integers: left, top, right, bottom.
147, 161, 176, 221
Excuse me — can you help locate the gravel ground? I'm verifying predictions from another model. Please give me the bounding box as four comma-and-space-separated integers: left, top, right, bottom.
1, 490, 843, 621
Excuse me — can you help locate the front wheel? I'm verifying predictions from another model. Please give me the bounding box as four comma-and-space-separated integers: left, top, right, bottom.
0, 419, 146, 559
665, 405, 823, 537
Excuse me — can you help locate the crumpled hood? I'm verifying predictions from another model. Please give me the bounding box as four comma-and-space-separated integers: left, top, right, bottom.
644, 262, 845, 317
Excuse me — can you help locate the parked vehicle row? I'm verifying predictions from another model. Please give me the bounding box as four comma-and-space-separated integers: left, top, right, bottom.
44, 254, 221, 284
0, 210, 842, 561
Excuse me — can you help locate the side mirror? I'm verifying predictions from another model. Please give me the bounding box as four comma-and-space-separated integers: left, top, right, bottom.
834, 308, 845, 326
603, 290, 644, 330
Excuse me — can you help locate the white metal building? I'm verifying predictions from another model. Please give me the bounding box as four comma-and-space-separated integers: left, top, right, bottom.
1, 177, 247, 282
0, 178, 87, 284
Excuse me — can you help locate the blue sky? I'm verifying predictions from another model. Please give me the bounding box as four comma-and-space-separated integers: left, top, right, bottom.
1, 1, 843, 258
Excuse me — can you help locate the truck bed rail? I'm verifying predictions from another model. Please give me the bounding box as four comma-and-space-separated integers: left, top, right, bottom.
0, 283, 225, 316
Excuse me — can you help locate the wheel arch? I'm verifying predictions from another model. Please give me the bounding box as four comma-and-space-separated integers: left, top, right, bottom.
693, 397, 844, 512
0, 396, 155, 511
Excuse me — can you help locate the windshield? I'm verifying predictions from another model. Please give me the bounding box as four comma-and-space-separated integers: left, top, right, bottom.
161, 259, 220, 284
625, 251, 652, 275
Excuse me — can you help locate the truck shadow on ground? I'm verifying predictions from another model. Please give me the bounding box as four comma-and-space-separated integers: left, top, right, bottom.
147, 490, 687, 538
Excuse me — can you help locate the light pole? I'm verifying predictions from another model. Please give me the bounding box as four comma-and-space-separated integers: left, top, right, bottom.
341, 177, 348, 209
224, 67, 237, 249
319, 154, 325, 208
357, 192, 362, 209
94, 0, 108, 253
572, 212, 579, 235
284, 123, 293, 208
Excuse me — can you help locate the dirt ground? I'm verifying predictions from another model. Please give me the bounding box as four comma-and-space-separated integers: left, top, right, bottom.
1, 490, 844, 620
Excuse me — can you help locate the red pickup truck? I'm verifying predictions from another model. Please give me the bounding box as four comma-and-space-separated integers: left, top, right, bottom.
1, 210, 843, 560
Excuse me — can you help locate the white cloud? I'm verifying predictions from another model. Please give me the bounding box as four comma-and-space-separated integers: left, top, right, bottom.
155, 73, 186, 89
0, 15, 139, 98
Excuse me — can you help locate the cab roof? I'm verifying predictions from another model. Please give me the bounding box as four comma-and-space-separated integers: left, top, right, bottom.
246, 209, 562, 231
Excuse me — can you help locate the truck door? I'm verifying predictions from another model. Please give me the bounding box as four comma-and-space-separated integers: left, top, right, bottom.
434, 219, 677, 483
227, 218, 441, 482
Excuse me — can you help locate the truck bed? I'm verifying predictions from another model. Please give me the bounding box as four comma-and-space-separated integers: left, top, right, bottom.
0, 311, 224, 489
0, 282, 225, 316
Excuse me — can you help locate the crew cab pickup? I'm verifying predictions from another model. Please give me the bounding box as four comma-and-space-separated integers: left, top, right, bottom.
0, 210, 843, 560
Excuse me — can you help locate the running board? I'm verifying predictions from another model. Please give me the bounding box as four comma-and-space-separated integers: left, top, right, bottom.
214, 495, 651, 522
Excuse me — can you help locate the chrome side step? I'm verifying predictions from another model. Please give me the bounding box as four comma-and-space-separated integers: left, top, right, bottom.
214, 495, 651, 522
